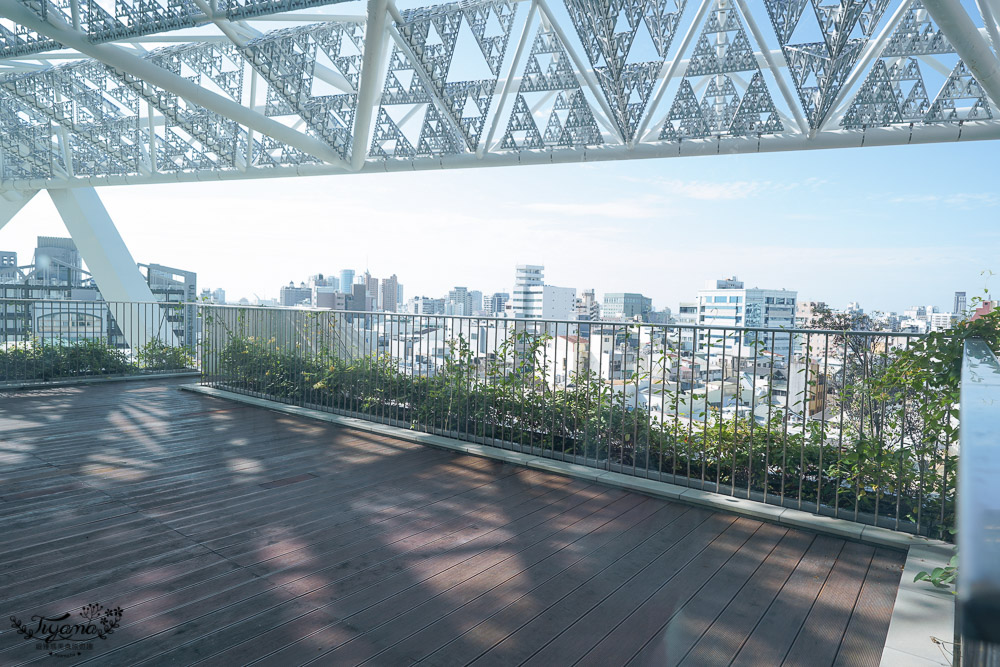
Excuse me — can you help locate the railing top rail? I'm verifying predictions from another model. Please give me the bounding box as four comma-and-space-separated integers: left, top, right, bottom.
0, 298, 189, 306
198, 303, 928, 338
959, 338, 1000, 646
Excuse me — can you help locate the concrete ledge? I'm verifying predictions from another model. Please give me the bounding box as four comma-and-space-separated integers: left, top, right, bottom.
881, 543, 957, 666
1, 370, 200, 392
180, 384, 952, 552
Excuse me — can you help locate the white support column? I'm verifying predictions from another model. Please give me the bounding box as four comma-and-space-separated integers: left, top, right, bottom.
922, 0, 1000, 106
48, 188, 178, 350
0, 191, 38, 233
351, 0, 390, 170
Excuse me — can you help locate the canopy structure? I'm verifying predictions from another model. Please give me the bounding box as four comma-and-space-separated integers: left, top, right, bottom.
0, 0, 997, 334
0, 0, 996, 191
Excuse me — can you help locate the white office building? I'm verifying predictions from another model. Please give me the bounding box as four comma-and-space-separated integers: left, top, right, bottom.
510, 264, 576, 321
696, 277, 797, 365
512, 264, 544, 318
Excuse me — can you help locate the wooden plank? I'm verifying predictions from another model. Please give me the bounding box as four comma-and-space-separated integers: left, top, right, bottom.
518, 516, 756, 667
159, 491, 638, 666
833, 548, 906, 667
420, 502, 699, 667
277, 494, 649, 666
466, 507, 722, 667
87, 488, 615, 666
730, 535, 845, 666
782, 541, 876, 665
579, 521, 788, 666
676, 530, 815, 667
370, 498, 682, 666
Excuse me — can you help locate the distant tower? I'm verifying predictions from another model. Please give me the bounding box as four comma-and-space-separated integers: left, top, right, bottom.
339, 269, 355, 294
954, 291, 966, 314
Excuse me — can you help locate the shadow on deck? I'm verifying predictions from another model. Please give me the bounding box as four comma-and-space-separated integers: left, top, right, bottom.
0, 379, 904, 666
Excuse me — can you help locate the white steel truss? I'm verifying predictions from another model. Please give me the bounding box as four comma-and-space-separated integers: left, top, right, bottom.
0, 0, 996, 193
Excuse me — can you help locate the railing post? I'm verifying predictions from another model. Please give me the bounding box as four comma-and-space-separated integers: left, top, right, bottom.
958, 338, 1000, 664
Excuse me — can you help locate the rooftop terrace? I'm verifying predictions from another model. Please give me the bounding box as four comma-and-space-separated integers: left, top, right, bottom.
0, 379, 906, 666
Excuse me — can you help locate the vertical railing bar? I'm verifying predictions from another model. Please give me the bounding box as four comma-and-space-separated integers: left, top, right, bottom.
895, 334, 909, 531
748, 329, 759, 500
765, 331, 776, 506
719, 326, 727, 493
781, 330, 793, 507
801, 330, 811, 509
855, 336, 868, 523
818, 332, 830, 514
732, 326, 742, 497
702, 329, 711, 490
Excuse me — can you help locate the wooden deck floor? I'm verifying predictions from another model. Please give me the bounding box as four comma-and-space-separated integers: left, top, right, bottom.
0, 380, 904, 666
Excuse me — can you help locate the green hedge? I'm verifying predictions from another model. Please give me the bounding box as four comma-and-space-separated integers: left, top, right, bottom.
0, 339, 193, 383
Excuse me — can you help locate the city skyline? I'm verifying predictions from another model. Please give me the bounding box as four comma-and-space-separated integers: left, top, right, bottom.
1, 140, 995, 313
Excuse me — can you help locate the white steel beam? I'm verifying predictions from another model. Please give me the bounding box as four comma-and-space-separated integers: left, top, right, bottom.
0, 0, 349, 168
352, 0, 390, 169
8, 121, 997, 191
821, 0, 913, 131
0, 191, 37, 233
535, 0, 625, 144
976, 0, 1000, 62
481, 0, 538, 156
385, 3, 471, 150
733, 0, 809, 135
48, 187, 178, 349
922, 0, 1000, 106
633, 0, 714, 147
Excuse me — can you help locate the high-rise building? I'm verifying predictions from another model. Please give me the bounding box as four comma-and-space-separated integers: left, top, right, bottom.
487, 292, 509, 316
447, 286, 472, 315
350, 283, 372, 311
0, 251, 17, 282
362, 271, 379, 304
575, 289, 600, 321
512, 264, 544, 318
470, 290, 483, 314
308, 273, 338, 291
796, 301, 827, 327
407, 296, 445, 315
381, 274, 399, 312
954, 291, 967, 314
31, 237, 83, 286
540, 285, 576, 320
510, 264, 575, 320
280, 281, 311, 307
338, 269, 355, 294
142, 263, 198, 346
315, 289, 349, 309
602, 293, 652, 320
696, 277, 797, 362
930, 312, 959, 332
676, 301, 697, 351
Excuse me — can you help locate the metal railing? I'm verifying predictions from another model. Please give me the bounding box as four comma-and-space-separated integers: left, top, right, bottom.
0, 298, 196, 386
958, 339, 1000, 665
199, 304, 958, 538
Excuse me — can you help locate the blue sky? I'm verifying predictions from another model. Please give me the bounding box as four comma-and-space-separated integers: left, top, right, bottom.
1, 139, 996, 313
